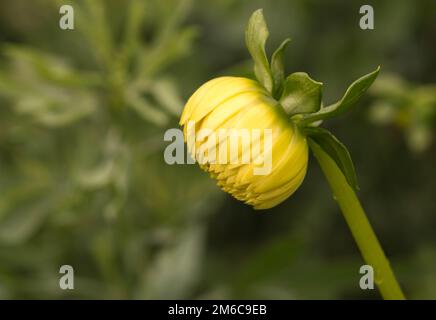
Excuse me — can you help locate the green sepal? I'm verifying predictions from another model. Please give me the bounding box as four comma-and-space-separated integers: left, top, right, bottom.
271, 38, 291, 98
301, 66, 380, 125
305, 126, 359, 191
279, 72, 323, 116
245, 9, 274, 93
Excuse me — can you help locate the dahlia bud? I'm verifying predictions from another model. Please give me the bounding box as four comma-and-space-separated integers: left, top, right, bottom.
180, 77, 309, 209
179, 9, 379, 210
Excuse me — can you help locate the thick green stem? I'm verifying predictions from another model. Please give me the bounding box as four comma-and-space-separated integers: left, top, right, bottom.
309, 140, 405, 300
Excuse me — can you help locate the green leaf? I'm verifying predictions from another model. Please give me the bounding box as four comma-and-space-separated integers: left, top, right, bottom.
305, 127, 359, 191
279, 72, 323, 116
271, 38, 291, 98
151, 79, 184, 116
301, 66, 380, 125
125, 85, 169, 126
143, 225, 205, 299
245, 9, 274, 93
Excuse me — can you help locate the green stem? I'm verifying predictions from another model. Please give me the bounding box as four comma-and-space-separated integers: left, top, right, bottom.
309, 140, 405, 300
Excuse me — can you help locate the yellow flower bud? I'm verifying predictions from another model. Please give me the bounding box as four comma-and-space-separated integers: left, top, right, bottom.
180, 77, 309, 209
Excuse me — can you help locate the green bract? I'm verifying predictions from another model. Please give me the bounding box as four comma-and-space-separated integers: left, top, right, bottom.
245, 9, 380, 192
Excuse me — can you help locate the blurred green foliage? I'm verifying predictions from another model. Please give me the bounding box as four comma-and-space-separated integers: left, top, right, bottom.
0, 0, 435, 299
369, 74, 436, 153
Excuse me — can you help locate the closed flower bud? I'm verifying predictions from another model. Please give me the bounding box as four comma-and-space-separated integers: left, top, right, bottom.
180, 76, 309, 209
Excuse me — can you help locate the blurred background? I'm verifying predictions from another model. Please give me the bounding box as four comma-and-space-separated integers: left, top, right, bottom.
0, 0, 435, 299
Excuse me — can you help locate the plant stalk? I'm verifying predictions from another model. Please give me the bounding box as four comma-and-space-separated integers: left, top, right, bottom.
309, 140, 405, 300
